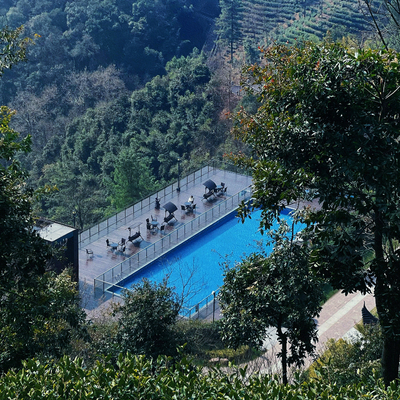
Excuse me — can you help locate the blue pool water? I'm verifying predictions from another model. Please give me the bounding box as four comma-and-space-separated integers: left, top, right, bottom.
112, 209, 300, 309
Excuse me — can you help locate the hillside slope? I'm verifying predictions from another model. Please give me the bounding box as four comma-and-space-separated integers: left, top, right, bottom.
215, 0, 371, 54
242, 0, 369, 43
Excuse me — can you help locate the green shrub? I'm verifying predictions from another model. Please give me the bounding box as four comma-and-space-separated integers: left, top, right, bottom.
207, 345, 262, 364
175, 319, 262, 365
175, 319, 224, 360
310, 324, 383, 387
0, 353, 399, 399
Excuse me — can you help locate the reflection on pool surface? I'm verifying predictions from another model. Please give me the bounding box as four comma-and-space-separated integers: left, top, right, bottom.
111, 208, 300, 309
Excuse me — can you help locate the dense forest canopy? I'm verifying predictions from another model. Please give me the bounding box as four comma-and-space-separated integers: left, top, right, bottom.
0, 0, 217, 99
0, 0, 389, 229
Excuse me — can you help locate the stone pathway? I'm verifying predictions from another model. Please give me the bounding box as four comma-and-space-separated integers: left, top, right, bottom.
242, 290, 376, 378
315, 291, 375, 350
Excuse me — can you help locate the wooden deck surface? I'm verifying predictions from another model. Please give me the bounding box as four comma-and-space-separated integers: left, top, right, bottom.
80, 169, 253, 313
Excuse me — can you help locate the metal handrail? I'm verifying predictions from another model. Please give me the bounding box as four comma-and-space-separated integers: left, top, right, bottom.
180, 288, 220, 320
93, 186, 253, 297
79, 160, 250, 249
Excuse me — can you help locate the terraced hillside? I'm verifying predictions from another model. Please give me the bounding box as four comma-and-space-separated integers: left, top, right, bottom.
239, 0, 370, 45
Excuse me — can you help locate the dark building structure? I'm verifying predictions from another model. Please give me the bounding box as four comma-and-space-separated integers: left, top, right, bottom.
362, 302, 379, 326
35, 220, 79, 282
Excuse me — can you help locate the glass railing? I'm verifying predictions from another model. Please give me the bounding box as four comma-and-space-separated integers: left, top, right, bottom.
93, 186, 253, 298
180, 289, 220, 321
79, 160, 250, 249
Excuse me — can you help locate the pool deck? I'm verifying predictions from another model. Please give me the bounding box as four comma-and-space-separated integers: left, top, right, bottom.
80, 169, 253, 314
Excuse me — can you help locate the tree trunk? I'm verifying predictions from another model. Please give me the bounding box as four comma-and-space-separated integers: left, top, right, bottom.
382, 336, 400, 386
277, 325, 288, 385
374, 208, 400, 385
375, 274, 400, 385
376, 273, 400, 385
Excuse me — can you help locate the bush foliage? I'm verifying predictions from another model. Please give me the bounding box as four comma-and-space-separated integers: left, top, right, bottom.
0, 353, 399, 400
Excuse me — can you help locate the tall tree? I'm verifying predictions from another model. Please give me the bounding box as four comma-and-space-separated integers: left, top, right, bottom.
216, 0, 242, 110
219, 217, 324, 384
0, 105, 51, 303
234, 40, 400, 385
111, 144, 158, 210
216, 0, 243, 64
0, 27, 47, 298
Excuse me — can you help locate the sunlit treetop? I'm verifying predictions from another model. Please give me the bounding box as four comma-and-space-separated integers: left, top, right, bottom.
0, 26, 35, 77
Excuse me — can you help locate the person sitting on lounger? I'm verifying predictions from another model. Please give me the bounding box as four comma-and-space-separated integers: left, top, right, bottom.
128, 231, 142, 242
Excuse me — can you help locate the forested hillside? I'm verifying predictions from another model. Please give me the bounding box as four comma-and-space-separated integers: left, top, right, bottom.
35, 52, 230, 228
0, 0, 376, 228
0, 0, 218, 100
0, 0, 230, 228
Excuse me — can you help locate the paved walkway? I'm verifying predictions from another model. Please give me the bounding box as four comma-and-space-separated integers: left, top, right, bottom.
315, 291, 375, 348
242, 290, 376, 378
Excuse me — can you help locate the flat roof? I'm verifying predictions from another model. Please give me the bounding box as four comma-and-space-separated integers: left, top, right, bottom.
37, 222, 76, 242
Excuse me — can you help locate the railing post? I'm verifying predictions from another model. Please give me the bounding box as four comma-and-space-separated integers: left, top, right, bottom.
212, 291, 216, 322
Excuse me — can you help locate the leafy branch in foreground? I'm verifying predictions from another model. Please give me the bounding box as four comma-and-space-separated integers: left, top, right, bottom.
0, 353, 399, 399
234, 39, 400, 385
0, 26, 33, 76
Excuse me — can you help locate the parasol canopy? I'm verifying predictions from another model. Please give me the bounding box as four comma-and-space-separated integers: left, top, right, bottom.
203, 179, 217, 191
163, 201, 178, 214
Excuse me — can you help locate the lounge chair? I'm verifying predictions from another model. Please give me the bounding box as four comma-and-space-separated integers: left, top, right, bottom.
203, 191, 214, 201
164, 213, 176, 224
128, 231, 142, 243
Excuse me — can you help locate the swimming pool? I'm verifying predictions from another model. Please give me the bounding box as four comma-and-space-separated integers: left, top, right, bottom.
111, 208, 301, 309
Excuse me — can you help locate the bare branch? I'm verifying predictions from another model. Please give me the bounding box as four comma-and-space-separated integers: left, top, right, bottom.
362, 0, 389, 50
